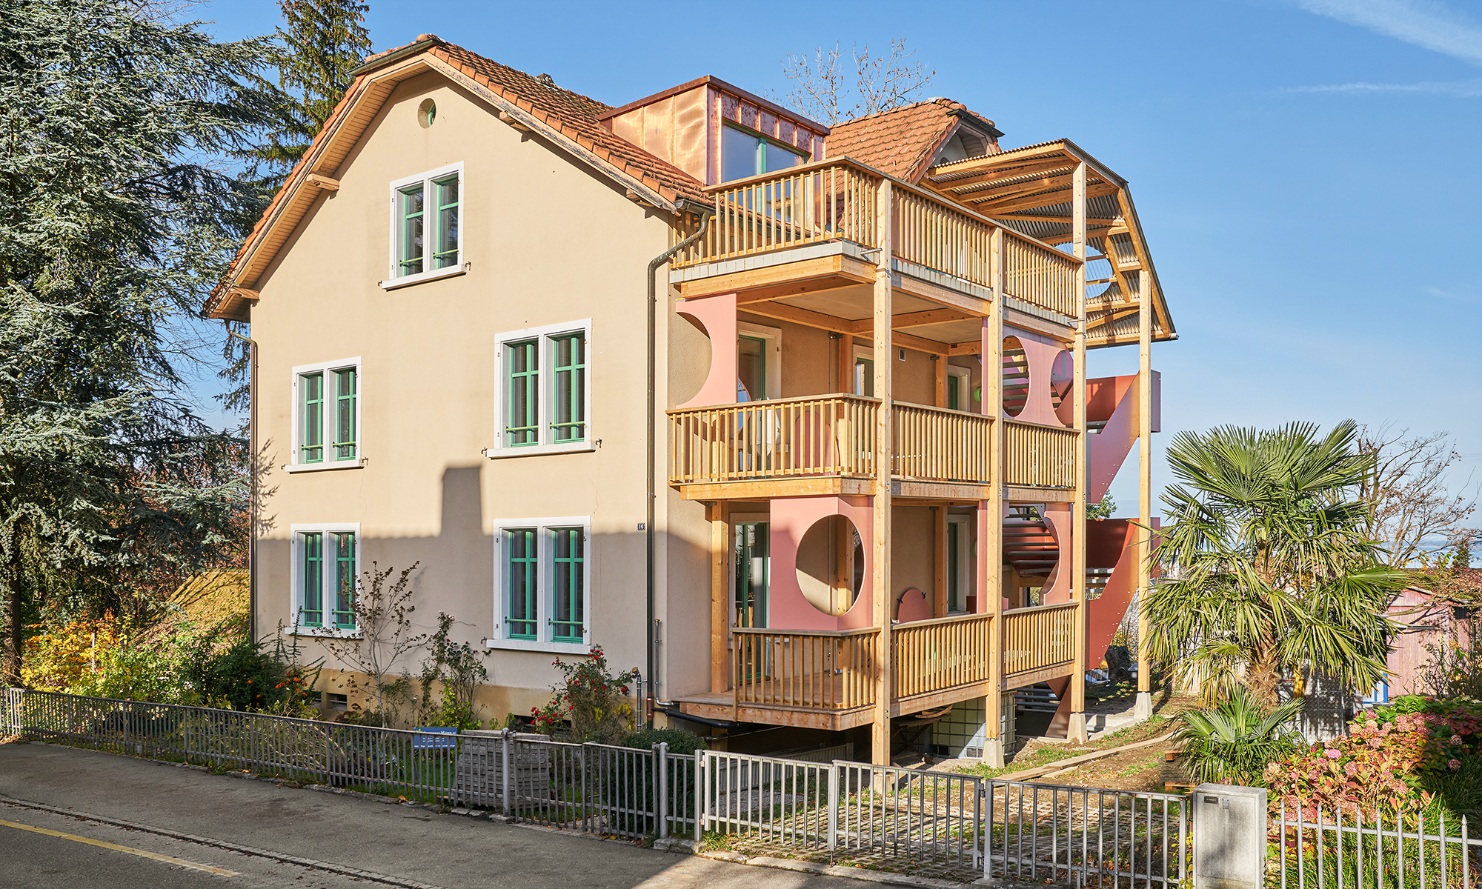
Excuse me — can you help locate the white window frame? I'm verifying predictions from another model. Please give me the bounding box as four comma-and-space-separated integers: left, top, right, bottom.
490, 319, 594, 458
287, 357, 363, 472
945, 513, 975, 614
290, 522, 361, 638
489, 516, 592, 653
737, 321, 781, 401
383, 161, 465, 289
852, 343, 877, 397
946, 365, 972, 412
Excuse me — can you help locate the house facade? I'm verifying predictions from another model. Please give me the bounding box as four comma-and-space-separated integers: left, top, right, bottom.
209, 35, 1175, 766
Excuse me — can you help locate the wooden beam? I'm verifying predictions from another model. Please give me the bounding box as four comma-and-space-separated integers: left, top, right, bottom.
1136, 265, 1153, 704
677, 477, 871, 501
933, 507, 947, 618
846, 307, 975, 335
496, 110, 531, 132
709, 503, 730, 694
966, 182, 1119, 216
871, 179, 895, 766
743, 302, 857, 335
983, 226, 1007, 767
933, 355, 948, 408
305, 173, 340, 192
679, 254, 875, 300
1068, 160, 1090, 744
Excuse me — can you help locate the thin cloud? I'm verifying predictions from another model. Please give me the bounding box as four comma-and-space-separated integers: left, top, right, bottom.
1281, 79, 1482, 96
1295, 0, 1482, 66
1425, 286, 1478, 304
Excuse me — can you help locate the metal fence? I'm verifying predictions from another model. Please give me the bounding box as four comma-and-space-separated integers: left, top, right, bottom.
2, 688, 1188, 885
1274, 801, 1482, 889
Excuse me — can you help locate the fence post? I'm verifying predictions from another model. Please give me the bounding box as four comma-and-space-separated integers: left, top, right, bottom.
827, 762, 840, 852
984, 779, 996, 882
500, 729, 512, 819
656, 741, 669, 839
695, 750, 707, 842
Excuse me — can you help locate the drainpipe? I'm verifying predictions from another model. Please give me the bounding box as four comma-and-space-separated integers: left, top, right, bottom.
226, 327, 258, 643
645, 199, 713, 710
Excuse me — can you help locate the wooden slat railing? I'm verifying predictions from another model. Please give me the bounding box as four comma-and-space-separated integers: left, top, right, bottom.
1003, 420, 1078, 488
891, 187, 993, 288
1003, 231, 1080, 317
893, 402, 991, 484
672, 159, 881, 268
673, 161, 1085, 320
668, 394, 878, 485
733, 627, 879, 711
1002, 603, 1078, 679
892, 612, 993, 700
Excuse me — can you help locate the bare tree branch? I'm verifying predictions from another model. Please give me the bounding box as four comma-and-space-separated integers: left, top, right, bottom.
1358, 424, 1480, 567
779, 39, 936, 125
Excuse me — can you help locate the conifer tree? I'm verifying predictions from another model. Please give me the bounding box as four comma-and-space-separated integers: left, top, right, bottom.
0, 0, 274, 682
248, 0, 372, 181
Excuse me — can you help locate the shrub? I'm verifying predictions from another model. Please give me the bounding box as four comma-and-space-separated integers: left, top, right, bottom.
531, 646, 639, 743
622, 726, 706, 755
416, 612, 488, 730
1175, 686, 1301, 785
1267, 695, 1482, 817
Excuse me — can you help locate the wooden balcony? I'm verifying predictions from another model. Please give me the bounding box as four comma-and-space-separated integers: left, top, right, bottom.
1003, 421, 1079, 494
1003, 603, 1077, 688
668, 394, 993, 499
674, 608, 1074, 730
670, 158, 1080, 321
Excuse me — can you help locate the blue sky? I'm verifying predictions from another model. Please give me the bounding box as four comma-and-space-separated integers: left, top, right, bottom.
198, 0, 1482, 525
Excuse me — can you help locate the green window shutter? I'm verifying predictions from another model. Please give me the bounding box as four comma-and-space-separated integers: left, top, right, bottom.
506, 528, 538, 640
432, 175, 460, 270
550, 527, 584, 642
332, 532, 356, 629
946, 374, 960, 411
301, 532, 323, 627
333, 367, 357, 461
300, 372, 324, 463
505, 339, 539, 447
550, 333, 586, 443
398, 184, 425, 276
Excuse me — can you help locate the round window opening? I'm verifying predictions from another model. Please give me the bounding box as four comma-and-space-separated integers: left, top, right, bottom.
1002, 336, 1027, 418
417, 99, 437, 128
795, 515, 864, 617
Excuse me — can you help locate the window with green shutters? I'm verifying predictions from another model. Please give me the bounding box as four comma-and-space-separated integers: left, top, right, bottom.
389, 164, 463, 283
494, 519, 589, 649
397, 184, 425, 276
333, 368, 357, 460
505, 339, 539, 447
494, 323, 590, 454
301, 532, 323, 627
332, 532, 356, 629
550, 527, 584, 642
505, 528, 539, 640
432, 175, 459, 270
300, 372, 324, 463
550, 334, 585, 443
295, 361, 359, 467
295, 525, 357, 633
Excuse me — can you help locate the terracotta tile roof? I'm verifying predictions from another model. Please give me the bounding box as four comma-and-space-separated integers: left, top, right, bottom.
428, 40, 705, 206
826, 98, 997, 183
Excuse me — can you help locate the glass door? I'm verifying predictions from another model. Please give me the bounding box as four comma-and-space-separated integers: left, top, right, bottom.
734, 522, 769, 628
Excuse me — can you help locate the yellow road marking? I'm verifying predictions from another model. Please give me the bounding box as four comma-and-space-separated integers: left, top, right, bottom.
0, 816, 239, 877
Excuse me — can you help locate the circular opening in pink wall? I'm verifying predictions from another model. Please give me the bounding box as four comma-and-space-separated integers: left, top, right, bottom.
795, 515, 863, 617
1049, 349, 1073, 411
1002, 336, 1027, 418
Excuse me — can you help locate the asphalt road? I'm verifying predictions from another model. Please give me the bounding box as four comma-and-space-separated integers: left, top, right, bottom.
0, 742, 884, 889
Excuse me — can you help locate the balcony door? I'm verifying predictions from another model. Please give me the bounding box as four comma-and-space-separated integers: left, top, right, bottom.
946, 513, 975, 614
733, 521, 770, 629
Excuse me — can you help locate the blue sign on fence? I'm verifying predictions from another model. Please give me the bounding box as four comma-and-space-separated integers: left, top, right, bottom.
411, 727, 459, 749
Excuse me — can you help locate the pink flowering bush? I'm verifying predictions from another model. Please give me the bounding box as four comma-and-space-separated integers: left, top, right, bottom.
529, 646, 640, 743
1266, 696, 1482, 818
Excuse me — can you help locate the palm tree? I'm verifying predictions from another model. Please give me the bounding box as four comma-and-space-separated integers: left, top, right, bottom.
1145, 421, 1405, 707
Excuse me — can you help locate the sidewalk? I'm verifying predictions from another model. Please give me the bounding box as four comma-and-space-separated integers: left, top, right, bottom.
0, 742, 894, 889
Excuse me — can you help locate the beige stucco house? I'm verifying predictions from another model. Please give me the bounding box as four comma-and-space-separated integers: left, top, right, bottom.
209, 35, 1176, 766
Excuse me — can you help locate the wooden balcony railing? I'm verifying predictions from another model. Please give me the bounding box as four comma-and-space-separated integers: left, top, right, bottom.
668, 394, 878, 485
892, 187, 992, 288
673, 159, 880, 267
733, 627, 879, 711
1003, 421, 1078, 489
893, 402, 992, 484
1003, 603, 1077, 680
671, 158, 1083, 319
1002, 232, 1080, 318
892, 612, 993, 700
